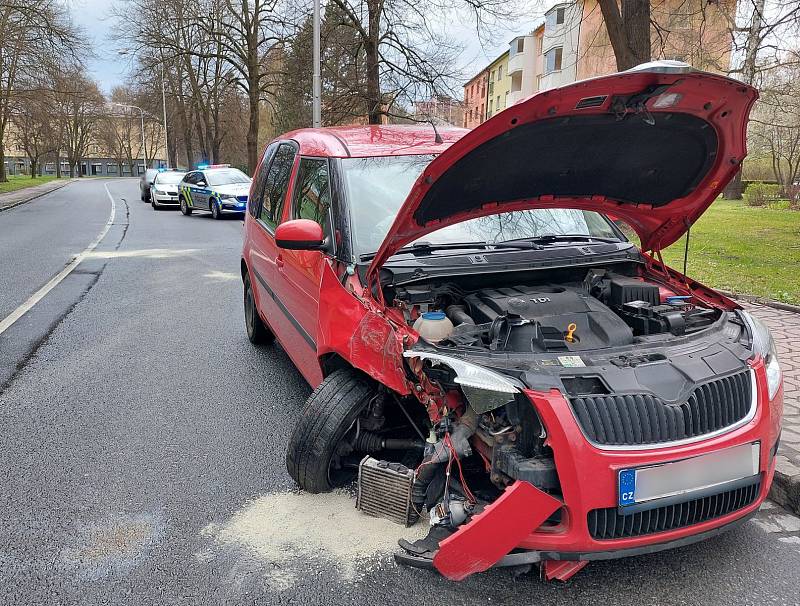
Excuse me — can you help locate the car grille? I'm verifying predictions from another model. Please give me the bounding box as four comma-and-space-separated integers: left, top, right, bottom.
587, 478, 761, 540
569, 370, 752, 447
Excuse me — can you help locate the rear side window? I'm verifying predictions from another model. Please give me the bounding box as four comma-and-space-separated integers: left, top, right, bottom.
250, 143, 278, 217
292, 158, 331, 238
259, 143, 296, 231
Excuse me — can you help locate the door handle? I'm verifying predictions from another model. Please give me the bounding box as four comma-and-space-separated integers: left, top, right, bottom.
276, 255, 284, 269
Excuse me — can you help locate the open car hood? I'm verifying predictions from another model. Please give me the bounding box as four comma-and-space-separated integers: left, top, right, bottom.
367, 63, 757, 278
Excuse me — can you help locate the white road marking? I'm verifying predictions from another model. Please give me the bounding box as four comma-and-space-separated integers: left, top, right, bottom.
0, 184, 117, 336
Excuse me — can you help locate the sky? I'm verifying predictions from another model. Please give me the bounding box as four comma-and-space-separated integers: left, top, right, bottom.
70, 0, 551, 95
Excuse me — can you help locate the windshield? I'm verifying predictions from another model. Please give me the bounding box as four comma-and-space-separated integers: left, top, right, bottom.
154, 172, 185, 185
206, 169, 250, 186
341, 155, 621, 256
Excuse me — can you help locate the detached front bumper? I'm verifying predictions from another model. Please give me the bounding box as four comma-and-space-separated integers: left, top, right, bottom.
434, 359, 783, 580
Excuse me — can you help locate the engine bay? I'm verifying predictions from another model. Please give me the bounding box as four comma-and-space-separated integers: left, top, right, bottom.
393, 268, 720, 353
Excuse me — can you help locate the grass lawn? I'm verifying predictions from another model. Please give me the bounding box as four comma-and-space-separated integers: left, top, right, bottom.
0, 175, 62, 195
661, 200, 800, 305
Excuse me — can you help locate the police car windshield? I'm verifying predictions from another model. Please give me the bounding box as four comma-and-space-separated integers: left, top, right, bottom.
206, 169, 250, 186
154, 172, 185, 185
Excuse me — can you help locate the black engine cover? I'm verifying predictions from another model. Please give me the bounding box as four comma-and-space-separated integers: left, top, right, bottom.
464, 285, 634, 352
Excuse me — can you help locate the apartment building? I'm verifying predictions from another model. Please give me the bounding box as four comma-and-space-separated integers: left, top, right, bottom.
486, 51, 511, 119
464, 0, 734, 127
463, 69, 489, 129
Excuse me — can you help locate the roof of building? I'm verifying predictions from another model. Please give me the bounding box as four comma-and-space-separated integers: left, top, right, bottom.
277, 125, 468, 158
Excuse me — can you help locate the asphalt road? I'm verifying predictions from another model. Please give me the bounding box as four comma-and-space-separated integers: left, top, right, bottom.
1, 178, 799, 606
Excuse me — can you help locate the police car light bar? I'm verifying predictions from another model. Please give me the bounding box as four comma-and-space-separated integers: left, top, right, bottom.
198, 163, 231, 169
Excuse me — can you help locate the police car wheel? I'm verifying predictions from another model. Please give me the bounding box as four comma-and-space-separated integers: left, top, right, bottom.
151, 198, 159, 210
211, 200, 222, 220
180, 196, 192, 216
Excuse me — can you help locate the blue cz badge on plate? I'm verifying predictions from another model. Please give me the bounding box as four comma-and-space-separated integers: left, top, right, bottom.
618, 469, 636, 507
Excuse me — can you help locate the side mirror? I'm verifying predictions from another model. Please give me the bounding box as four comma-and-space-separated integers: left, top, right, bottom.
275, 219, 325, 251
197, 180, 207, 187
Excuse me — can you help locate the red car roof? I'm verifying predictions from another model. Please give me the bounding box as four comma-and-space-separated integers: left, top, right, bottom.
279, 125, 468, 158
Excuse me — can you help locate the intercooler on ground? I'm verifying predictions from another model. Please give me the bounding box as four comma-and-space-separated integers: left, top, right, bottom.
356, 456, 418, 527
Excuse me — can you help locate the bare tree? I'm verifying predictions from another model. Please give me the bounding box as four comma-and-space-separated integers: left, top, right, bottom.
0, 0, 81, 181
325, 0, 514, 125
596, 0, 651, 70
53, 71, 105, 178
749, 61, 800, 193
11, 93, 57, 177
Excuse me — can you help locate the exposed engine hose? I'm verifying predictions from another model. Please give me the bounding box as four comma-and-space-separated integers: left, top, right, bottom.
351, 431, 424, 452
411, 406, 479, 510
446, 305, 475, 326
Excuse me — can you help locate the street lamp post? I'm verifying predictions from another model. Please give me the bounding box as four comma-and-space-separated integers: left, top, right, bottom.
112, 102, 147, 175
312, 0, 321, 127
118, 49, 169, 167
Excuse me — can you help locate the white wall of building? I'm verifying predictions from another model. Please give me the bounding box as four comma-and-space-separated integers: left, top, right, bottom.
538, 1, 582, 91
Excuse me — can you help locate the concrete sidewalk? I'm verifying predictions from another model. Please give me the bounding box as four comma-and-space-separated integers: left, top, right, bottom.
0, 178, 77, 212
744, 301, 800, 515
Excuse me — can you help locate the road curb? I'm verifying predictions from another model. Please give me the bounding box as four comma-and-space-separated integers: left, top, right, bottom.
0, 179, 77, 213
770, 455, 800, 516
721, 290, 800, 315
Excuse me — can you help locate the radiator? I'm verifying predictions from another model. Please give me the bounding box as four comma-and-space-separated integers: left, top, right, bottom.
356, 456, 418, 527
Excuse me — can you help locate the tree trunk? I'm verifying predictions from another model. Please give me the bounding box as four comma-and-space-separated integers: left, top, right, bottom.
0, 145, 6, 182
365, 0, 381, 124
597, 0, 651, 71
56, 151, 62, 178
30, 158, 36, 178
246, 81, 259, 174
723, 0, 765, 200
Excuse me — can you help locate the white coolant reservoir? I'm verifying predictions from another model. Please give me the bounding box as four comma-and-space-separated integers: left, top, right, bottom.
413, 311, 454, 344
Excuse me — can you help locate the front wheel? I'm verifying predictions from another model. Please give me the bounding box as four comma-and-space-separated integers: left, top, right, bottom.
180, 196, 192, 216
286, 369, 375, 493
151, 198, 159, 210
211, 200, 222, 220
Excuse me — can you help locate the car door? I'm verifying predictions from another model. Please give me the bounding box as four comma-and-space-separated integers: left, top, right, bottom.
248, 142, 322, 378
276, 157, 333, 354
193, 171, 211, 210
182, 171, 198, 207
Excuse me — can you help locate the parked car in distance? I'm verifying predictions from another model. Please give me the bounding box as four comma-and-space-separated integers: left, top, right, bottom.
178, 165, 251, 219
150, 170, 186, 210
240, 63, 782, 583
140, 168, 160, 201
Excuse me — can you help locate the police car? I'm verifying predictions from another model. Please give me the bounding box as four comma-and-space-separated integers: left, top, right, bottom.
178, 164, 252, 219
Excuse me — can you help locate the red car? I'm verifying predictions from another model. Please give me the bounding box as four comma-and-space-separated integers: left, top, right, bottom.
240, 63, 783, 582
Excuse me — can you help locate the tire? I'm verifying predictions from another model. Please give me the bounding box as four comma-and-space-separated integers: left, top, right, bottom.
244, 271, 273, 345
180, 196, 192, 215
286, 369, 375, 493
151, 198, 159, 210
211, 199, 222, 220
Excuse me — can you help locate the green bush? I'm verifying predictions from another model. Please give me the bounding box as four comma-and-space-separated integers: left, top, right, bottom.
743, 182, 782, 207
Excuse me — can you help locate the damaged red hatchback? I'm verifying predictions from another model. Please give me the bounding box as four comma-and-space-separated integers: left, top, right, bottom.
241, 62, 784, 582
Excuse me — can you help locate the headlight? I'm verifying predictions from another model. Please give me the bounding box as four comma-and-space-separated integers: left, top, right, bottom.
403, 350, 522, 413
220, 194, 235, 200
742, 311, 782, 400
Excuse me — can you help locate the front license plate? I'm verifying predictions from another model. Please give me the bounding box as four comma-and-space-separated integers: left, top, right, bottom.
618, 442, 760, 509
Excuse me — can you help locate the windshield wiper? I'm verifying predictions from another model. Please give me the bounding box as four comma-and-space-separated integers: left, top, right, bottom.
519, 234, 620, 245
359, 240, 545, 262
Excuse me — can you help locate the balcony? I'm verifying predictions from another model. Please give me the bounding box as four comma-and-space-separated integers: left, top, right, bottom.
508, 52, 526, 76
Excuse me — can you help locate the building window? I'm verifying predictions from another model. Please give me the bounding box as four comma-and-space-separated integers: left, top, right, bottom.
496, 95, 500, 108
516, 38, 524, 54
488, 99, 493, 113
107, 164, 118, 174
546, 6, 566, 29
498, 65, 503, 79
544, 47, 563, 73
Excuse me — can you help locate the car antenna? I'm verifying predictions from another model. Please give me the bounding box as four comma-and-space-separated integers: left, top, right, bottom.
428, 118, 443, 144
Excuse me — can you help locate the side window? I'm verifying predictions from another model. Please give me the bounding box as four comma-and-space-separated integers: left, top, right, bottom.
250, 142, 278, 218
292, 158, 331, 238
259, 143, 296, 231
184, 172, 197, 185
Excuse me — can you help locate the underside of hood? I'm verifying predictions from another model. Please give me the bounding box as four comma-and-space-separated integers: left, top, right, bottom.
367, 63, 758, 278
